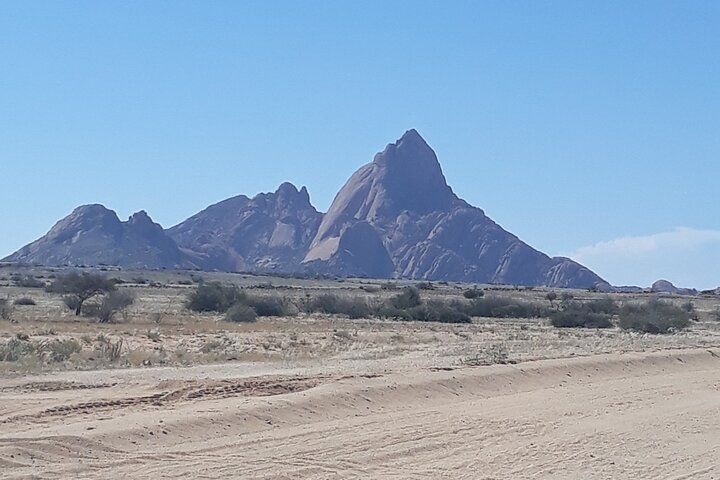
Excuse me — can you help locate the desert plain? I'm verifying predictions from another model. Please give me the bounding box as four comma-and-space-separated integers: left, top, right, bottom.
1, 266, 719, 479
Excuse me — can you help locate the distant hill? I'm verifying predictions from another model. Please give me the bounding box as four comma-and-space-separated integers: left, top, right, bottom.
3, 130, 609, 289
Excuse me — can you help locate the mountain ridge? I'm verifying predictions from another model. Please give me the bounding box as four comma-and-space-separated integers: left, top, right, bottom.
3, 130, 609, 288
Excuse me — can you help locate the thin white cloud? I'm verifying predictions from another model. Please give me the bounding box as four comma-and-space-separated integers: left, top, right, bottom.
565, 227, 720, 289
568, 227, 720, 260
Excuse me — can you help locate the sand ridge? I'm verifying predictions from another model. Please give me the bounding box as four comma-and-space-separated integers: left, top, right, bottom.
1, 348, 719, 479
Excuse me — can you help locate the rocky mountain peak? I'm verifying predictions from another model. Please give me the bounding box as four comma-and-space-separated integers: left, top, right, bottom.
127, 210, 165, 236
273, 182, 312, 209
46, 204, 122, 240
128, 210, 153, 225
370, 129, 456, 215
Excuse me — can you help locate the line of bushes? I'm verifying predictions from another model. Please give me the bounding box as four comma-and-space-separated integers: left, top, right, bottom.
550, 297, 691, 333
550, 298, 619, 329
618, 299, 691, 334
186, 283, 295, 323
186, 283, 551, 324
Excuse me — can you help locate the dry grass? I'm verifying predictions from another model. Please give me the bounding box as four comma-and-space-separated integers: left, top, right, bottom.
1, 265, 719, 374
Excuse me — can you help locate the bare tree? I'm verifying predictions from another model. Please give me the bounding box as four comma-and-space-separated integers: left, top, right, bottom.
47, 272, 116, 315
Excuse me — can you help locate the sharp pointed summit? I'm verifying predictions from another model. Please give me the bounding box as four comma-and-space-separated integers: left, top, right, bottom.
303, 130, 606, 287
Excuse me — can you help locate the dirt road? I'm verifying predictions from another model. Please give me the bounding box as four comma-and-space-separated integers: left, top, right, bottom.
1, 349, 719, 479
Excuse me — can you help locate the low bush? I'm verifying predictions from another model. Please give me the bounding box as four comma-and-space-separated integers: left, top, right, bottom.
0, 337, 35, 361
550, 298, 618, 328
225, 304, 257, 323
405, 300, 471, 323
305, 294, 373, 319
550, 309, 613, 329
0, 299, 12, 320
244, 294, 294, 317
62, 295, 81, 312
186, 283, 245, 312
11, 274, 45, 288
13, 297, 36, 306
545, 292, 558, 305
361, 285, 380, 293
618, 299, 691, 334
46, 339, 82, 362
463, 296, 549, 319
96, 290, 135, 323
463, 288, 484, 299
389, 287, 422, 310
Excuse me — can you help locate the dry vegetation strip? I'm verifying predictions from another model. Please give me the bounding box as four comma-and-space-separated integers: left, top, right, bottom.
0, 266, 719, 374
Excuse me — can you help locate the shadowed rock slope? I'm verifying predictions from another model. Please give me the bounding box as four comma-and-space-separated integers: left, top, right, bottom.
3, 205, 190, 269
303, 129, 606, 288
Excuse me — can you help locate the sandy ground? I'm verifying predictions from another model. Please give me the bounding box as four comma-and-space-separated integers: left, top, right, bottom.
1, 348, 719, 479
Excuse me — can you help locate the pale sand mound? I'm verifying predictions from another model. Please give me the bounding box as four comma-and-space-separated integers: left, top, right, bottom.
1, 349, 719, 479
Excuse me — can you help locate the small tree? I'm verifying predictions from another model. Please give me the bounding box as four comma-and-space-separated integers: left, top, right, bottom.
0, 299, 12, 321
463, 288, 484, 299
390, 287, 422, 310
95, 291, 135, 323
545, 292, 558, 307
47, 272, 116, 315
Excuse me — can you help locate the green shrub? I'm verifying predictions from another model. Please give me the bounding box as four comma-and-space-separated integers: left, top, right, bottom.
46, 339, 82, 362
0, 299, 12, 320
545, 292, 558, 305
550, 298, 617, 328
584, 297, 620, 315
225, 304, 257, 323
95, 290, 135, 323
463, 289, 484, 299
62, 295, 81, 312
244, 294, 294, 317
618, 299, 691, 334
407, 300, 471, 323
0, 337, 35, 361
550, 310, 613, 328
416, 281, 435, 290
13, 297, 36, 306
186, 283, 245, 312
11, 274, 45, 288
305, 294, 373, 319
361, 285, 380, 293
390, 287, 422, 310
463, 296, 549, 319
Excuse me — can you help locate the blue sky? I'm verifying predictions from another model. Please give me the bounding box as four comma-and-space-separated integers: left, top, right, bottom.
1, 1, 718, 288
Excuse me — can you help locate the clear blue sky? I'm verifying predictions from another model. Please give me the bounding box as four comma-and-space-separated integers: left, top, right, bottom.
1, 1, 718, 288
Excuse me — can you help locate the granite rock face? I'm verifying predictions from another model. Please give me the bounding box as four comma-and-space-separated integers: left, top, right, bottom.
4, 130, 608, 288
167, 183, 322, 273
303, 130, 606, 288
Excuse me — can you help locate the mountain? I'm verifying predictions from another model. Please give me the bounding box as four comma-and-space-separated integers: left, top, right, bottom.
167, 182, 322, 272
650, 279, 697, 296
303, 129, 606, 287
4, 205, 189, 269
3, 130, 608, 288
